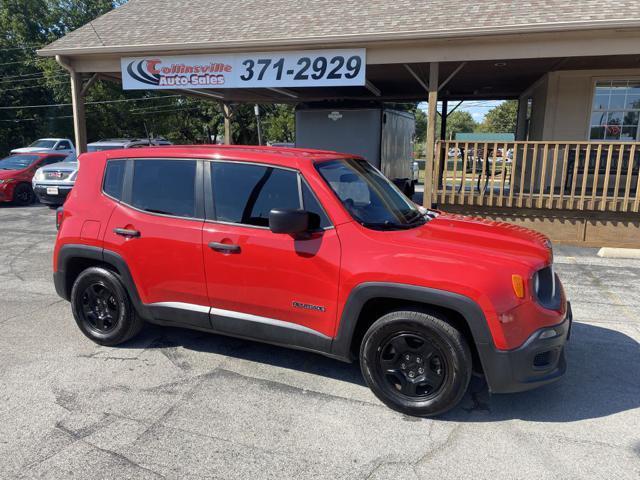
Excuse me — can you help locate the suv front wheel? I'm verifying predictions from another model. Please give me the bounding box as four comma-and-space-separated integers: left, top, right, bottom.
70, 267, 144, 346
360, 309, 472, 417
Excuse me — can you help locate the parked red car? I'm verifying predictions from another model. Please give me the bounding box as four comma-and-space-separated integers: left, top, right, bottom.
0, 153, 67, 205
53, 146, 571, 416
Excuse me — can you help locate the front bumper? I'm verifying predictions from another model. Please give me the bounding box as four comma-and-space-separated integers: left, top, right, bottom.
479, 302, 572, 394
33, 185, 72, 205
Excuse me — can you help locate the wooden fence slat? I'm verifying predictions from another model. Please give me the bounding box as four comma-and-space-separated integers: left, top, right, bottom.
623, 144, 636, 212
518, 144, 528, 208
550, 144, 561, 209
558, 143, 570, 207
611, 144, 625, 212
449, 141, 459, 204
508, 143, 518, 207
440, 142, 448, 205
488, 142, 498, 206
470, 142, 479, 205
590, 144, 604, 210
569, 143, 581, 209
478, 143, 489, 206
459, 142, 469, 205
634, 155, 640, 212
528, 144, 538, 208
579, 144, 592, 210
537, 144, 549, 208
600, 144, 614, 211
498, 142, 508, 207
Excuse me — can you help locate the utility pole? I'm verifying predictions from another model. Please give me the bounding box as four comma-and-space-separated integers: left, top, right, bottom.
254, 104, 263, 146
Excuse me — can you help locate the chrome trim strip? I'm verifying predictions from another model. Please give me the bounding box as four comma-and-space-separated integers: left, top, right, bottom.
210, 306, 331, 339
147, 301, 329, 339
149, 301, 210, 314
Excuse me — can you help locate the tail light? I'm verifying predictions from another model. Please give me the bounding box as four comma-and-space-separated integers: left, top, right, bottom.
56, 207, 64, 230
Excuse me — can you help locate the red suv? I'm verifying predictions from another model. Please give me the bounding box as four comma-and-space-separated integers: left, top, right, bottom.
53, 146, 571, 416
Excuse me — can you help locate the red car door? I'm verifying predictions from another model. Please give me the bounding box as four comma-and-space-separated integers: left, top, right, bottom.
102, 158, 209, 328
202, 160, 341, 344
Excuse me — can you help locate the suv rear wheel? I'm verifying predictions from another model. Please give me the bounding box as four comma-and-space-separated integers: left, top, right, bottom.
360, 309, 472, 417
70, 267, 144, 346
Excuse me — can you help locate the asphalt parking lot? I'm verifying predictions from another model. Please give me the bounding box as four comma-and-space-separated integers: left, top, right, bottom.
0, 203, 638, 479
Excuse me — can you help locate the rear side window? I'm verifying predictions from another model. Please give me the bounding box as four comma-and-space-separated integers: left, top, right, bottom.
210, 162, 300, 227
131, 159, 196, 217
103, 160, 126, 200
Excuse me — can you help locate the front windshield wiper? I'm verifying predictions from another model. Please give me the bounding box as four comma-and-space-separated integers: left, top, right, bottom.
360, 221, 421, 231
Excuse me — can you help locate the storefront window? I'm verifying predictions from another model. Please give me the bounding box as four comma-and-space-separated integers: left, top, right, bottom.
589, 80, 640, 141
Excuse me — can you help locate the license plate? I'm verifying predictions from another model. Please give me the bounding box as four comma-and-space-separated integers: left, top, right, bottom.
46, 187, 59, 195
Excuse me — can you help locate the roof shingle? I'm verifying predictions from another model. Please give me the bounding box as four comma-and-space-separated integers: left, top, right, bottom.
39, 0, 640, 55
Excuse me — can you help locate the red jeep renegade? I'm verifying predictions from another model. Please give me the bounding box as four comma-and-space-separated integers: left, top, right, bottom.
53, 146, 571, 416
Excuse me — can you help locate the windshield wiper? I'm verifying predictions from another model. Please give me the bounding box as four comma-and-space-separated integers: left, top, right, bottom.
361, 221, 419, 231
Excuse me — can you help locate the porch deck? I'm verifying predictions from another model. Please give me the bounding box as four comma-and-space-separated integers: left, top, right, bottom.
427, 141, 640, 247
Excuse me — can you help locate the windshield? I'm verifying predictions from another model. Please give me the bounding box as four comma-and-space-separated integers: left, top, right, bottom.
88, 145, 123, 152
316, 158, 426, 230
29, 140, 57, 148
0, 155, 40, 170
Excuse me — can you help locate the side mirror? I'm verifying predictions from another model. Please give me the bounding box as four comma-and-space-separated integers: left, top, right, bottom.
269, 209, 310, 235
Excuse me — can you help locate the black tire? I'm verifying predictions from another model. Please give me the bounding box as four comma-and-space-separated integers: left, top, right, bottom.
70, 267, 144, 346
360, 309, 472, 417
13, 183, 34, 206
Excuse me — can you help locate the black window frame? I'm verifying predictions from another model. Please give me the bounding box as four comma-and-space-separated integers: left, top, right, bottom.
101, 157, 204, 220
204, 159, 333, 230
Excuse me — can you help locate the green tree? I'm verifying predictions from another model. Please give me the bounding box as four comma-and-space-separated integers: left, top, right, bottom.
476, 100, 518, 133
444, 110, 477, 140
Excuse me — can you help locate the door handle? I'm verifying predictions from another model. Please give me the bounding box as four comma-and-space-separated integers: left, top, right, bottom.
114, 228, 141, 238
208, 241, 240, 253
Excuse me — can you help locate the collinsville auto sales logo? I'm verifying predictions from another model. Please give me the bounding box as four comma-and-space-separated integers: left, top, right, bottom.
126, 59, 232, 87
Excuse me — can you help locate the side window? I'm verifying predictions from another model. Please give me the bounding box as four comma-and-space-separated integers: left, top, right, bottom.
210, 162, 300, 227
301, 180, 331, 229
131, 159, 196, 217
103, 160, 126, 200
56, 141, 71, 150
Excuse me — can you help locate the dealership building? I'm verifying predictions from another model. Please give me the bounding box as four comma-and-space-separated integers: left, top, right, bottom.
38, 0, 640, 246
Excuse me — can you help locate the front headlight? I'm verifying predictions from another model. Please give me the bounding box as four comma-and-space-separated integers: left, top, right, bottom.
68, 171, 78, 182
33, 169, 45, 181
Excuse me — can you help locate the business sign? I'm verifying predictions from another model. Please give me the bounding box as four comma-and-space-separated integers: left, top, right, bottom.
121, 49, 366, 90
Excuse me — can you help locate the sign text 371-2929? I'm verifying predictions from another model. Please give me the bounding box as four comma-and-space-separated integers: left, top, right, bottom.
121, 49, 366, 90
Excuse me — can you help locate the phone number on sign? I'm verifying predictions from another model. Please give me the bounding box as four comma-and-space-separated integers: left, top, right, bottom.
239, 55, 363, 83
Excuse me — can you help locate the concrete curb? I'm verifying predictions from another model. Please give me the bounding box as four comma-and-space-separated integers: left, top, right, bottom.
597, 247, 640, 259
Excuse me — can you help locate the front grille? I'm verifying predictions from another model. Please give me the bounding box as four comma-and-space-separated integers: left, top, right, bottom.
44, 170, 72, 181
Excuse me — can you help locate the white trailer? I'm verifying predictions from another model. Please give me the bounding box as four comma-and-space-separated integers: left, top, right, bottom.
295, 107, 417, 196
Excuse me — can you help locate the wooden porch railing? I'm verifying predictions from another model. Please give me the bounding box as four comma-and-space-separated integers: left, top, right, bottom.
431, 141, 640, 212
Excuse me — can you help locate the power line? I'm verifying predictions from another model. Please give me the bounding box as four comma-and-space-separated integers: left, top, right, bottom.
0, 94, 184, 111
0, 73, 68, 85
0, 79, 69, 93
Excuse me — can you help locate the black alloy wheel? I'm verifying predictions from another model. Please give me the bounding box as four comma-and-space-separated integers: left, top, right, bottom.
71, 267, 144, 345
377, 332, 447, 399
360, 309, 472, 417
80, 281, 120, 334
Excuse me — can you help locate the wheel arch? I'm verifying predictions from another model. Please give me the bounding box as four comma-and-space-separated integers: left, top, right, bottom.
331, 283, 495, 373
54, 244, 151, 320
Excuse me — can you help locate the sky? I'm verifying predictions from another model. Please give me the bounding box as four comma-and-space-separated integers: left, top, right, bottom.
418, 100, 505, 122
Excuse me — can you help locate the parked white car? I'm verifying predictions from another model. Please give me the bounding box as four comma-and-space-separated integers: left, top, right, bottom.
11, 138, 75, 156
